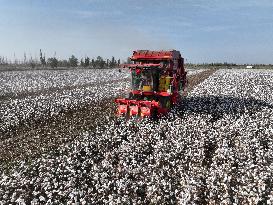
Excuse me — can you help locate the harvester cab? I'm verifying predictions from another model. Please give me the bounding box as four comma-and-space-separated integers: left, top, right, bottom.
115, 50, 187, 119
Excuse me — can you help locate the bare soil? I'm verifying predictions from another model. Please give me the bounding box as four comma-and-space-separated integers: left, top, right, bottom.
187, 69, 216, 91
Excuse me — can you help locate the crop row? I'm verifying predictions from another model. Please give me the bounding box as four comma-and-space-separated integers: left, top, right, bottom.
0, 80, 129, 133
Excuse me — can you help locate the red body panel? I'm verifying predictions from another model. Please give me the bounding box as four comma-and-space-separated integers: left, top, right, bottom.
131, 50, 181, 60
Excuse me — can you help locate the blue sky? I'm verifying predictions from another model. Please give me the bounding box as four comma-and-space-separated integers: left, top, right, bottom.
0, 0, 272, 64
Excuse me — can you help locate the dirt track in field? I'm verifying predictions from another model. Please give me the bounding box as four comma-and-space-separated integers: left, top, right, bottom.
187, 69, 216, 91
0, 69, 216, 171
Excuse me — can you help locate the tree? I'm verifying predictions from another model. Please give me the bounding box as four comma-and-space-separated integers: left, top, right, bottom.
69, 55, 78, 67
47, 57, 58, 68
106, 59, 110, 67
40, 49, 46, 66
84, 57, 90, 67
91, 59, 95, 68
29, 56, 36, 68
80, 58, 84, 67
96, 56, 105, 69
110, 56, 116, 68
58, 59, 69, 67
24, 53, 27, 65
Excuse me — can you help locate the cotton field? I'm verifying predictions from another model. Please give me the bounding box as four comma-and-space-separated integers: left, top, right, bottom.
1, 69, 273, 204
0, 68, 198, 132
0, 69, 130, 97
0, 69, 130, 130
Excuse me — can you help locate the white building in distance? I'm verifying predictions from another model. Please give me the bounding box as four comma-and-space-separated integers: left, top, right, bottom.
246, 65, 254, 69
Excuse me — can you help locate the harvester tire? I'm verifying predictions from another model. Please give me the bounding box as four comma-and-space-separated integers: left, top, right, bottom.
151, 108, 158, 120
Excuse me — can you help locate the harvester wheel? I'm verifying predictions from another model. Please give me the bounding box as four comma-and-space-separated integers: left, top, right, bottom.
151, 108, 158, 120
166, 100, 171, 109
159, 96, 172, 109
160, 96, 172, 109
125, 106, 130, 120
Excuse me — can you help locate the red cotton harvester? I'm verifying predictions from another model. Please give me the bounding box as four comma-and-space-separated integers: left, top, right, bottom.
115, 50, 187, 119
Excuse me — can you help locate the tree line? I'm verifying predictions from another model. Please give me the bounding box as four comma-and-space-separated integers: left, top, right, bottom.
186, 62, 273, 67
1, 51, 272, 68
0, 49, 121, 69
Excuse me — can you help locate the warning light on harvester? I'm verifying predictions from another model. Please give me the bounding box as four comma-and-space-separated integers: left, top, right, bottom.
136, 69, 141, 75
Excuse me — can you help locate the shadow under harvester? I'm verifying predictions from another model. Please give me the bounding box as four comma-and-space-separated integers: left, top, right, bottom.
176, 95, 273, 123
